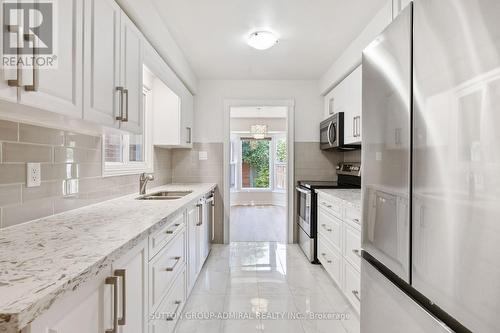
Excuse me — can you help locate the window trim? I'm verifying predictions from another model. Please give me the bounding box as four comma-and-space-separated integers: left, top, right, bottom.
102, 87, 153, 177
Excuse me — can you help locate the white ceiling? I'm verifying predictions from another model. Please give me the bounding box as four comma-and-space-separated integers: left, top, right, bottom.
150, 0, 386, 80
230, 106, 287, 118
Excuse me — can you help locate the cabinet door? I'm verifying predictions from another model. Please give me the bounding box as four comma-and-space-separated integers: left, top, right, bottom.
0, 2, 19, 102
18, 0, 83, 118
113, 240, 148, 333
344, 66, 362, 145
29, 269, 114, 333
83, 0, 121, 128
187, 205, 199, 292
119, 13, 144, 134
180, 91, 194, 146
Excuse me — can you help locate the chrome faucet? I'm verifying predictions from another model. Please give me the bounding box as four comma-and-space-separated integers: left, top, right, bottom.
139, 173, 155, 195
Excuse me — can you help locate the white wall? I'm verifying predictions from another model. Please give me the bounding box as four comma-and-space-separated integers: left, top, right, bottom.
319, 1, 392, 95
194, 80, 322, 143
231, 118, 287, 133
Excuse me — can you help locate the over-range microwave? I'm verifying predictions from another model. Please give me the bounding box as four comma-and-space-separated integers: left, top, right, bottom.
320, 112, 361, 151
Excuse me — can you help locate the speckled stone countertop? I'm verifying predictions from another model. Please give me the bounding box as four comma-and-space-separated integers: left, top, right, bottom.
315, 188, 361, 210
0, 183, 216, 333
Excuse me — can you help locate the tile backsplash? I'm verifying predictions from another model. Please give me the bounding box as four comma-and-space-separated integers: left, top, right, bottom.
0, 119, 172, 228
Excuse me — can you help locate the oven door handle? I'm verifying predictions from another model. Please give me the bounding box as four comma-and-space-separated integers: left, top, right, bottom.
296, 187, 311, 195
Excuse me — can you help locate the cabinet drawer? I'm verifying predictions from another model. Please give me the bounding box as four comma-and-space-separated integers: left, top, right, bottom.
318, 207, 342, 252
343, 224, 362, 270
317, 193, 343, 219
149, 268, 186, 333
149, 213, 185, 259
343, 260, 360, 313
149, 230, 186, 313
318, 234, 342, 287
344, 205, 361, 226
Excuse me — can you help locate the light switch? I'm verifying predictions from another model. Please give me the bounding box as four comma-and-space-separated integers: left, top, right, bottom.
199, 151, 208, 160
26, 163, 41, 187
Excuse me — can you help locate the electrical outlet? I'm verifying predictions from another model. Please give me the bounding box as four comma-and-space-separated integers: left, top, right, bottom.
26, 163, 41, 187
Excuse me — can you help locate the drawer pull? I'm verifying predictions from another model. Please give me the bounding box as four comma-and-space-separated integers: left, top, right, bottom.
114, 269, 126, 326
166, 223, 181, 234
321, 224, 332, 232
353, 218, 360, 223
165, 256, 182, 272
352, 249, 361, 258
352, 290, 361, 301
322, 202, 332, 208
105, 276, 118, 333
321, 253, 332, 264
166, 300, 182, 321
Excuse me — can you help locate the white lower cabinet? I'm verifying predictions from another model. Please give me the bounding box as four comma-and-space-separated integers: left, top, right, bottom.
26, 191, 214, 333
317, 192, 361, 314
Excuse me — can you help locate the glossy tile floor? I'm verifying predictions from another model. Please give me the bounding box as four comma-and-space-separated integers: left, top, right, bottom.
175, 242, 360, 333
230, 206, 287, 243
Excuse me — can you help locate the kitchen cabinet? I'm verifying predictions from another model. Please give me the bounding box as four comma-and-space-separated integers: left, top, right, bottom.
18, 0, 83, 118
112, 239, 148, 333
83, 0, 122, 128
323, 66, 362, 145
317, 191, 362, 314
145, 45, 194, 148
28, 268, 114, 333
83, 0, 144, 134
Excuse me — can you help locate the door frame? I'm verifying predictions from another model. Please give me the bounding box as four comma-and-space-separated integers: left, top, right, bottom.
223, 99, 295, 244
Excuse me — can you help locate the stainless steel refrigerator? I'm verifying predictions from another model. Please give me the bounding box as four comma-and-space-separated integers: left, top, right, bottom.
361, 0, 500, 332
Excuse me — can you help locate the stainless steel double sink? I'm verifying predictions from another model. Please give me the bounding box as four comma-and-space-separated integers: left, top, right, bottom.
136, 191, 193, 200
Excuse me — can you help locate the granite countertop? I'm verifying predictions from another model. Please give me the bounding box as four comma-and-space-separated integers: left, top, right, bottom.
315, 188, 361, 210
0, 183, 216, 332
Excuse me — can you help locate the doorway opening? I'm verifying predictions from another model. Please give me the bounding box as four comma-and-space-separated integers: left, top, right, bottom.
228, 106, 289, 243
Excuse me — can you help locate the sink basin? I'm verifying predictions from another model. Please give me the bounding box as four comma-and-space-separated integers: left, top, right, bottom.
137, 190, 193, 200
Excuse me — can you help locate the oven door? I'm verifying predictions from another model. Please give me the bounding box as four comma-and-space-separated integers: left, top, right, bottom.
296, 186, 312, 235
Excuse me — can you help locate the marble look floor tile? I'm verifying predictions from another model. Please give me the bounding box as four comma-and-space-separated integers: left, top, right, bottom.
292, 293, 338, 314
183, 294, 225, 313
301, 319, 348, 333
175, 319, 222, 333
259, 294, 299, 314
259, 320, 305, 332
192, 270, 228, 295
221, 320, 263, 333
223, 294, 263, 315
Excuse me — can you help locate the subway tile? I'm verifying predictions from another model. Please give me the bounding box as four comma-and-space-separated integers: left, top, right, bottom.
22, 181, 61, 202
0, 184, 22, 206
2, 142, 53, 163
2, 198, 53, 228
64, 132, 101, 150
19, 123, 64, 146
0, 164, 25, 184
54, 147, 101, 163
0, 119, 18, 141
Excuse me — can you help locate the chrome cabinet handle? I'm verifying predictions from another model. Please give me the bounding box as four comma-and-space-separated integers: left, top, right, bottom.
352, 290, 361, 301
165, 256, 182, 272
114, 269, 126, 326
105, 276, 118, 333
166, 223, 181, 234
197, 203, 203, 226
322, 202, 332, 208
321, 252, 332, 264
7, 25, 21, 87
186, 127, 192, 144
166, 300, 182, 321
116, 87, 124, 120
353, 117, 356, 137
353, 218, 360, 223
352, 249, 361, 258
24, 34, 37, 91
122, 89, 129, 122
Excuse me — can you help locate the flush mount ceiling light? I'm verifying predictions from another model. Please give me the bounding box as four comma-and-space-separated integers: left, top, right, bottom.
251, 124, 268, 139
247, 31, 279, 50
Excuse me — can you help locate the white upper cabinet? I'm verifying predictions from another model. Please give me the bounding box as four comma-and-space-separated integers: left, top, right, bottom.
84, 1, 144, 134
145, 45, 194, 148
83, 0, 122, 128
119, 12, 144, 134
324, 66, 362, 145
18, 0, 84, 118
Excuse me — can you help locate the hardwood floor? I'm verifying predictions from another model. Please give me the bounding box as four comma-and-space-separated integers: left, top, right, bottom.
230, 205, 287, 243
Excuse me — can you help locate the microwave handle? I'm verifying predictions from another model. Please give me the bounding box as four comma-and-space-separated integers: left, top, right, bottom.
327, 121, 333, 146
